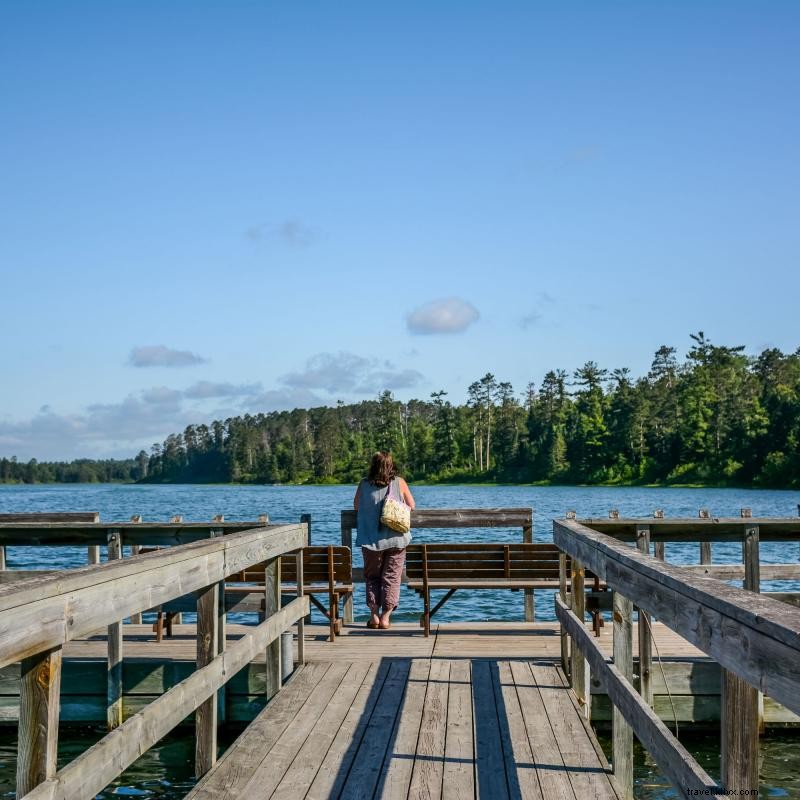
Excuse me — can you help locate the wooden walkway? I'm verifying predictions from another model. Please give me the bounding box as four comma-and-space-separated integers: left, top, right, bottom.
186, 658, 623, 800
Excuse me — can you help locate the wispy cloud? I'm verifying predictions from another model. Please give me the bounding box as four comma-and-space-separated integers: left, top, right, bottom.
244, 218, 318, 247
406, 297, 480, 335
184, 381, 262, 400
282, 352, 424, 395
520, 312, 543, 329
129, 345, 208, 368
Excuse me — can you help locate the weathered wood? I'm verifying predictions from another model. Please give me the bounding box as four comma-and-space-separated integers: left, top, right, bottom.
576, 517, 800, 541
408, 659, 449, 800
16, 646, 62, 796
571, 556, 587, 714
0, 545, 5, 570
0, 524, 306, 669
341, 514, 354, 624
612, 591, 633, 800
296, 549, 305, 665
699, 541, 711, 565
559, 552, 569, 675
556, 596, 718, 794
195, 583, 218, 777
341, 506, 533, 531
635, 524, 653, 708
721, 669, 759, 793
106, 529, 123, 730
24, 596, 308, 800
264, 557, 281, 698
0, 512, 99, 523
523, 515, 535, 622
554, 519, 800, 717
685, 563, 800, 580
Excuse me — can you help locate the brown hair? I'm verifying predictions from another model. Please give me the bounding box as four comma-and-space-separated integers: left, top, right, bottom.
367, 451, 396, 487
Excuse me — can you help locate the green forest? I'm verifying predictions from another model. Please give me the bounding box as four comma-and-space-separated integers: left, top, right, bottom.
3, 334, 800, 488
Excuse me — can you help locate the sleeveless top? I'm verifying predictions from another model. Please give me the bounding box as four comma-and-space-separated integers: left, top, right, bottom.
355, 477, 411, 551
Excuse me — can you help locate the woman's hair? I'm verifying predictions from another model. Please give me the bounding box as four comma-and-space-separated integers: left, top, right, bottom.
367, 451, 396, 487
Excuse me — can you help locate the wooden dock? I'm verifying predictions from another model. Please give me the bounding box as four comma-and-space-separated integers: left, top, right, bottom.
186, 658, 622, 800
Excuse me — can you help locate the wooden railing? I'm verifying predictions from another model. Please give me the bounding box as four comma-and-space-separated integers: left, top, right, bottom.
0, 522, 309, 800
340, 507, 534, 622
554, 516, 800, 799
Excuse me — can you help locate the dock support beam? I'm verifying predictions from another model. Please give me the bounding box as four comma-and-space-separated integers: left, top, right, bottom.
570, 557, 588, 716
721, 525, 760, 793
523, 513, 534, 622
195, 582, 219, 777
265, 556, 281, 698
635, 524, 653, 707
106, 529, 123, 730
17, 646, 62, 796
613, 591, 634, 800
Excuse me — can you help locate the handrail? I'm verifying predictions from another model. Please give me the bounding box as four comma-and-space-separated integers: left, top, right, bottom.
554, 517, 800, 797
5, 522, 309, 799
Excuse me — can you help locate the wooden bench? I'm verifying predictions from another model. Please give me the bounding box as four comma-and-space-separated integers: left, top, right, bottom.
406, 542, 608, 636
226, 545, 353, 642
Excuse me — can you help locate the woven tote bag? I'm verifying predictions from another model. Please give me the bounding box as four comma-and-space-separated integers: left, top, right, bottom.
379, 479, 411, 534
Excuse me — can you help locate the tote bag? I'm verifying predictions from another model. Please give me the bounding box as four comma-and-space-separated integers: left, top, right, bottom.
380, 479, 411, 534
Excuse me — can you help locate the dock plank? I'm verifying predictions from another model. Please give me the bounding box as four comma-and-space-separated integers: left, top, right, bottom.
443, 660, 475, 800
407, 658, 450, 799
472, 659, 510, 800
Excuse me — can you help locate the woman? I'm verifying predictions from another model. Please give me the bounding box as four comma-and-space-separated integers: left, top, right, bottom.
353, 451, 415, 630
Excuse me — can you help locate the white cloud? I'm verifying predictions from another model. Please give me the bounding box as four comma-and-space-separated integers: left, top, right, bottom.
184, 381, 262, 400
244, 218, 318, 247
406, 297, 480, 335
129, 345, 208, 368
282, 352, 424, 395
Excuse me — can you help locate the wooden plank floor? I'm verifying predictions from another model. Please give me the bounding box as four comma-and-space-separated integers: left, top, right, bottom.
60, 620, 705, 662
186, 658, 623, 800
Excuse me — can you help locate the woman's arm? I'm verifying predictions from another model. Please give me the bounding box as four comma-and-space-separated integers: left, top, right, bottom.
353, 482, 361, 511
398, 477, 415, 510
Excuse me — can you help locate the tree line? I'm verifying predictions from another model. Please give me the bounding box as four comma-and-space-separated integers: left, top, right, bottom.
3, 334, 799, 488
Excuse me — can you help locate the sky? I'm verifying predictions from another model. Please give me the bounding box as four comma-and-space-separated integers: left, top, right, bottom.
1, 1, 799, 461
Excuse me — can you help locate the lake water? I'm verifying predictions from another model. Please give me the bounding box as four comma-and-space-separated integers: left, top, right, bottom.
1, 483, 799, 798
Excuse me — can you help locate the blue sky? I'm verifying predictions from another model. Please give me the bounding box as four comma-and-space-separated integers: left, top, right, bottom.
1, 1, 799, 460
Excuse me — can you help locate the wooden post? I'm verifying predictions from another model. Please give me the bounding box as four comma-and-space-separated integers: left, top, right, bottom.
613, 591, 634, 800
301, 514, 312, 625
721, 525, 760, 792
296, 548, 305, 665
210, 527, 226, 723
16, 646, 63, 796
195, 582, 219, 778
523, 512, 535, 622
106, 529, 123, 730
635, 524, 653, 707
341, 514, 354, 624
699, 541, 712, 566
654, 541, 665, 561
264, 556, 281, 698
87, 545, 100, 566
129, 516, 143, 624
0, 545, 5, 571
559, 553, 569, 675
570, 557, 588, 715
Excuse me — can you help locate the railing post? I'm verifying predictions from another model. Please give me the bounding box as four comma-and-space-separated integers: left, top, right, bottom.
570, 556, 588, 716
721, 524, 760, 793
341, 514, 354, 623
106, 528, 123, 730
559, 552, 569, 675
523, 511, 534, 622
635, 524, 653, 707
210, 527, 226, 724
265, 556, 281, 698
613, 590, 634, 800
16, 646, 63, 796
129, 515, 143, 624
296, 546, 305, 665
195, 582, 219, 777
301, 514, 312, 626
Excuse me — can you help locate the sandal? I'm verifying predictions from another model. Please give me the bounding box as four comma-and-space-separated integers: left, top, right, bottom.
379, 619, 391, 630
367, 620, 380, 629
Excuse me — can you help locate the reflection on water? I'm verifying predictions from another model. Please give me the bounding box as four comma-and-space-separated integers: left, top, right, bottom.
0, 728, 204, 799
596, 731, 800, 799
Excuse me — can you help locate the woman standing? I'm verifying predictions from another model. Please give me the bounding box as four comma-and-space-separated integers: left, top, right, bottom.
354, 451, 416, 630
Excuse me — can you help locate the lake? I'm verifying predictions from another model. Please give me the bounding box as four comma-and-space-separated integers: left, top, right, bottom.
1, 483, 799, 799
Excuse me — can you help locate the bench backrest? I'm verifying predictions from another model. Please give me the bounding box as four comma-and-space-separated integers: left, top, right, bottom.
227, 545, 352, 585
405, 543, 565, 580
